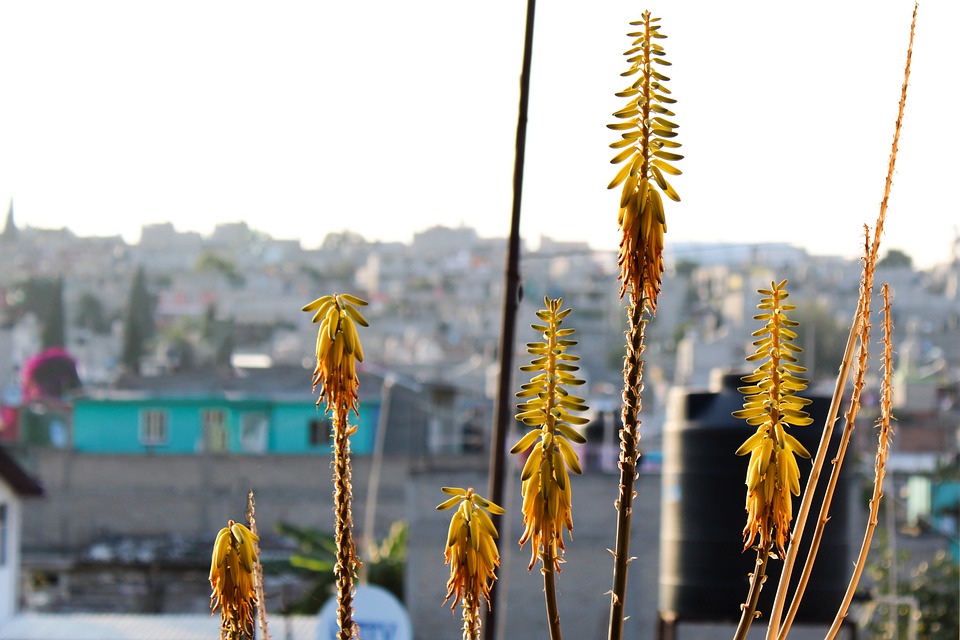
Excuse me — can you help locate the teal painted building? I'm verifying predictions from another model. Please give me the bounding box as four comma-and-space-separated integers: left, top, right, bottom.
71, 391, 379, 455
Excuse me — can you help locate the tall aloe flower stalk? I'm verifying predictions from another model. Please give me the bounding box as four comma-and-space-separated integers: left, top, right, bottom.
824, 285, 895, 640
731, 280, 813, 640
437, 487, 505, 640
605, 11, 681, 639
245, 491, 270, 640
302, 292, 369, 640
768, 8, 915, 638
511, 297, 588, 640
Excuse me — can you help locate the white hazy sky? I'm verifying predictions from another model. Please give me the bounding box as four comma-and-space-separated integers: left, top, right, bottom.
0, 1, 956, 268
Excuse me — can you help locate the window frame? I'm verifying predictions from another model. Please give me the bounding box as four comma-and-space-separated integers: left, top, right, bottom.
139, 409, 170, 447
308, 418, 332, 448
239, 412, 268, 453
201, 408, 229, 453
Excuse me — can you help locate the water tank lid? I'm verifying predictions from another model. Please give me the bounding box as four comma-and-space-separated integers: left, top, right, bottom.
711, 369, 750, 393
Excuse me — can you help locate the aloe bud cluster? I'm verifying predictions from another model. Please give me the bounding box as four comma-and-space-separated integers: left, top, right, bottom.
302, 292, 369, 414
437, 487, 505, 640
209, 520, 260, 640
733, 280, 813, 557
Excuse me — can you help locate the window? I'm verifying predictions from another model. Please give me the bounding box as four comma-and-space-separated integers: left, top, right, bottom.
240, 413, 268, 453
202, 409, 229, 453
309, 418, 331, 447
139, 409, 169, 446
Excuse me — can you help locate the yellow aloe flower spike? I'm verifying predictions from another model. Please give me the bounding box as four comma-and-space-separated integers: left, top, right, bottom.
511, 298, 588, 638
209, 519, 260, 640
732, 280, 813, 558
607, 10, 682, 310
512, 297, 588, 574
437, 487, 504, 640
302, 292, 368, 414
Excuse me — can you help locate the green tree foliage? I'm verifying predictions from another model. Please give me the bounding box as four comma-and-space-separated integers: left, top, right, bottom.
195, 251, 246, 288
74, 291, 111, 334
272, 521, 407, 614
0, 202, 17, 244
321, 230, 367, 253
7, 277, 65, 348
877, 248, 913, 270
40, 278, 65, 349
202, 304, 235, 368
158, 321, 197, 371
120, 266, 155, 375
865, 531, 959, 640
791, 301, 848, 382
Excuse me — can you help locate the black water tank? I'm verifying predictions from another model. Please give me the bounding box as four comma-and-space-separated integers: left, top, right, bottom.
659, 372, 851, 623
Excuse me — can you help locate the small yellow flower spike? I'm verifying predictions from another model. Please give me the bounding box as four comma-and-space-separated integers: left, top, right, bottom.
733, 280, 813, 558
512, 298, 589, 572
302, 293, 368, 415
437, 487, 504, 639
209, 520, 260, 639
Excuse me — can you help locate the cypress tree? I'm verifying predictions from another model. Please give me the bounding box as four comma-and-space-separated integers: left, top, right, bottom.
120, 267, 154, 374
40, 277, 66, 349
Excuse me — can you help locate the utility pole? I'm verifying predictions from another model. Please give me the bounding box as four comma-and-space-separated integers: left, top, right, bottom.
485, 1, 536, 638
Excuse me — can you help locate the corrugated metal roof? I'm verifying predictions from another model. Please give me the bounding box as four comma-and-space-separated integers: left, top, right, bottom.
0, 613, 319, 639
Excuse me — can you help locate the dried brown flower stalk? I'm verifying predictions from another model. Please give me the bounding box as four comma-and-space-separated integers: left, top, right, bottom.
825, 285, 895, 639
246, 490, 270, 640
765, 6, 916, 637
777, 231, 875, 638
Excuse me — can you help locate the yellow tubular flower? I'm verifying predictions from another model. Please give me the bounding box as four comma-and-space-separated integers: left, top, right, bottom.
437, 487, 504, 622
607, 11, 682, 310
512, 298, 588, 571
301, 293, 368, 415
732, 281, 813, 558
209, 520, 260, 639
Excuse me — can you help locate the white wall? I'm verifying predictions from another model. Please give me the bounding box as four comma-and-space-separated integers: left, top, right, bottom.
0, 480, 22, 619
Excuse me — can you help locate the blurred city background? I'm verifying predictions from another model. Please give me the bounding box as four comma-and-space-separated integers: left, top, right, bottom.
0, 208, 956, 638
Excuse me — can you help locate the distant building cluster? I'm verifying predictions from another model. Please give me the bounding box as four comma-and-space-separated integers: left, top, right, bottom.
2, 202, 959, 445
0, 203, 958, 623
